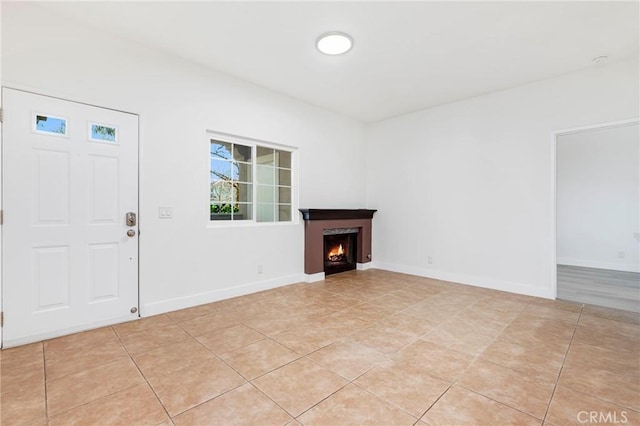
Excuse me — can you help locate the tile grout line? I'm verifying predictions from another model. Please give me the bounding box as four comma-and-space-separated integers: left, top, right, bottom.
299, 292, 524, 423
175, 317, 303, 419
240, 302, 404, 423
44, 327, 154, 421
553, 312, 640, 413
415, 299, 549, 423
348, 381, 421, 423
41, 341, 49, 420
429, 312, 509, 422
415, 381, 455, 425
176, 312, 349, 422
111, 324, 174, 423
540, 305, 583, 424
161, 330, 254, 421
456, 383, 545, 421
249, 380, 309, 421
163, 315, 251, 417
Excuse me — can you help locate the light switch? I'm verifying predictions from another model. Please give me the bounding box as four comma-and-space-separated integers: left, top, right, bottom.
159, 206, 173, 219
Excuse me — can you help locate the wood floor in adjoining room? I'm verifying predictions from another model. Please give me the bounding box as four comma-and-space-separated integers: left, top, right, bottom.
557, 264, 640, 313
2, 270, 639, 425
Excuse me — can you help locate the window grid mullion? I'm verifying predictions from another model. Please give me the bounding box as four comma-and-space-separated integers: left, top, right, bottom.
232, 143, 236, 221
253, 145, 258, 222
273, 158, 277, 222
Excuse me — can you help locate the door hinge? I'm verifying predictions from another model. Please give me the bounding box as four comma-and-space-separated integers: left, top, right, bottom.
0, 210, 3, 225
0, 108, 3, 123
1, 312, 4, 327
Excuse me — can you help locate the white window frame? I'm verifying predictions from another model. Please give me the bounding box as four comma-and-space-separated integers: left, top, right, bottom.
207, 131, 299, 227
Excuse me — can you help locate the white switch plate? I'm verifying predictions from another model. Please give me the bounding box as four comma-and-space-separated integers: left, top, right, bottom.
159, 206, 173, 219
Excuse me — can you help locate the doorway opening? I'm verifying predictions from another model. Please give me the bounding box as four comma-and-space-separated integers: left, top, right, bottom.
553, 119, 640, 312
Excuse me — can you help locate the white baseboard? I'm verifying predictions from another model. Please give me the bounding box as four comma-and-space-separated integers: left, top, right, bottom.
305, 272, 325, 283
557, 257, 639, 273
371, 261, 554, 299
357, 262, 373, 271
142, 273, 306, 317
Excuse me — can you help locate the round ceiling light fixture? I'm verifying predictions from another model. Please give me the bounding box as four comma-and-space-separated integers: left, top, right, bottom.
592, 55, 608, 64
316, 32, 353, 55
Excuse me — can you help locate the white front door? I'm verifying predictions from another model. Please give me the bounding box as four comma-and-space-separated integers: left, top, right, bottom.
2, 88, 139, 347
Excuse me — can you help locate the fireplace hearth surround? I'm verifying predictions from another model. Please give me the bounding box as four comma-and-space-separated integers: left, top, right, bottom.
299, 209, 377, 281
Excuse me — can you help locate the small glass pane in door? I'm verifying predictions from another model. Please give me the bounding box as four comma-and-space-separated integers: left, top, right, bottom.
90, 124, 117, 143
35, 114, 67, 136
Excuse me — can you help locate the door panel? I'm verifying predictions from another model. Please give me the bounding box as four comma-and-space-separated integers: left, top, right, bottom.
35, 150, 70, 224
89, 155, 119, 223
33, 246, 70, 310
88, 243, 119, 301
2, 88, 139, 347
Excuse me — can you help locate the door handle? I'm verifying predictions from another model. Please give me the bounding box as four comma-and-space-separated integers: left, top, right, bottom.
126, 212, 137, 227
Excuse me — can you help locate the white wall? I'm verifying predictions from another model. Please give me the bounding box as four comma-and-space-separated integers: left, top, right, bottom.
557, 124, 640, 273
1, 3, 367, 315
366, 58, 639, 298
2, 3, 639, 320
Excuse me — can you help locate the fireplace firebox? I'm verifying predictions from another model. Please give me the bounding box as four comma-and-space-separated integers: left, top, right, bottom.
324, 229, 358, 275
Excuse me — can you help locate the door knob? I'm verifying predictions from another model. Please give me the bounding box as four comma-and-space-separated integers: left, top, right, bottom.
126, 229, 136, 237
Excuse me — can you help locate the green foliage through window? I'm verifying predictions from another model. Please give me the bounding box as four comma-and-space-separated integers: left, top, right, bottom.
210, 204, 239, 214
91, 124, 117, 142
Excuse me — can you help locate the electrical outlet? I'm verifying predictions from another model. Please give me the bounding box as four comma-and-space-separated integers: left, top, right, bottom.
427, 256, 433, 265
257, 264, 263, 274
617, 251, 626, 259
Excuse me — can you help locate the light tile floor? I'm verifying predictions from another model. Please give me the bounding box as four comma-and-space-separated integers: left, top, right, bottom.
2, 270, 639, 425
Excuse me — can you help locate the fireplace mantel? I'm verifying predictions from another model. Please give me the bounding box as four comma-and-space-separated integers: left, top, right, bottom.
299, 208, 377, 281
299, 209, 377, 221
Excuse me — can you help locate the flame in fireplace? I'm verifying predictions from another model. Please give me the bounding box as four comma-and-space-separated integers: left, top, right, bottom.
327, 244, 345, 262
328, 244, 344, 258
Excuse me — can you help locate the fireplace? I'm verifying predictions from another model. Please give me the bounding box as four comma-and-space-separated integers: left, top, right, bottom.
299, 209, 377, 281
324, 229, 358, 275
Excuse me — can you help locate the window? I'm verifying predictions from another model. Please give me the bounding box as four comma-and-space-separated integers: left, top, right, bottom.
90, 123, 118, 143
34, 114, 67, 136
210, 134, 294, 223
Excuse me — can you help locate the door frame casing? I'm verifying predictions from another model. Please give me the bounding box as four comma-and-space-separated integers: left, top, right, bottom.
0, 86, 142, 348
550, 117, 640, 301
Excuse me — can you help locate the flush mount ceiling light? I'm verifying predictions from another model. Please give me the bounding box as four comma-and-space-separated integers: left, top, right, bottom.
316, 32, 353, 55
592, 55, 608, 64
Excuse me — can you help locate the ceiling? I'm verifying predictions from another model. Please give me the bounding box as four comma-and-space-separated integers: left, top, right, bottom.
35, 1, 639, 123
